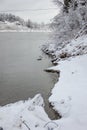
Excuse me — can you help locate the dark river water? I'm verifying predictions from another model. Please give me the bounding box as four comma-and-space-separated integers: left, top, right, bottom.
0, 32, 58, 119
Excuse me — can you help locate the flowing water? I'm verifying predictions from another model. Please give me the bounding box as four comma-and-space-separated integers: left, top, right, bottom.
0, 32, 58, 119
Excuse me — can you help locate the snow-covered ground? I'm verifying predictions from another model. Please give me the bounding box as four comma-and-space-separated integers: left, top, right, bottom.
0, 33, 87, 129
49, 54, 87, 130
54, 35, 87, 60
0, 94, 51, 130
42, 34, 87, 63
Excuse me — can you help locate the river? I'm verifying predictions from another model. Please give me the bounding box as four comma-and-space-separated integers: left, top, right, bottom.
0, 32, 58, 119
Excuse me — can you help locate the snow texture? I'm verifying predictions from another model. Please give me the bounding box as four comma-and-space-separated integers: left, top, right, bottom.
0, 94, 50, 130
49, 54, 87, 130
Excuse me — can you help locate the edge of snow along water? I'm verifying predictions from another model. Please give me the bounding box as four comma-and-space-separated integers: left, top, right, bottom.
0, 35, 87, 130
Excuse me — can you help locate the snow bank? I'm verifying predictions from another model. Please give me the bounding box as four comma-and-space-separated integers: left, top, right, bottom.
49, 54, 87, 130
0, 94, 50, 130
55, 35, 87, 59
45, 35, 87, 130
42, 35, 87, 63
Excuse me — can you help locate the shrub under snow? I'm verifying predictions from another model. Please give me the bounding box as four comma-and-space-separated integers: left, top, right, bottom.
42, 0, 87, 62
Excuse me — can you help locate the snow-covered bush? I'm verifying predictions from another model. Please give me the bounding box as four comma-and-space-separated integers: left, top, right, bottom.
52, 0, 87, 43
42, 0, 87, 61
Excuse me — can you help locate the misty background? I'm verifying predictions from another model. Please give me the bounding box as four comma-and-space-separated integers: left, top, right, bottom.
0, 0, 59, 23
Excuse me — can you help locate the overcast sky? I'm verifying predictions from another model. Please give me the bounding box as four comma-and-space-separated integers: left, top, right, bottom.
0, 0, 59, 23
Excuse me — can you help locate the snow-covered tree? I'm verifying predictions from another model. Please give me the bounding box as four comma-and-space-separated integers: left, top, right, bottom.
50, 0, 87, 45
0, 13, 44, 29
26, 19, 33, 28
0, 13, 25, 25
42, 0, 87, 61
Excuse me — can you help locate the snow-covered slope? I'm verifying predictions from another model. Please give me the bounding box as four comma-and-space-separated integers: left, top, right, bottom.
47, 35, 87, 130
42, 34, 87, 64
49, 54, 87, 130
41, 1, 87, 129
54, 34, 87, 61
0, 94, 50, 130
42, 0, 87, 63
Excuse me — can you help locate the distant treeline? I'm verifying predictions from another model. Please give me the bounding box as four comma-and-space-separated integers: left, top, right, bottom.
0, 13, 47, 29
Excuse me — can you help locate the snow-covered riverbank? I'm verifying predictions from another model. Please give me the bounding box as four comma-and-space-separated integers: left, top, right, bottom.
46, 35, 87, 130
0, 94, 51, 130
0, 30, 51, 32
0, 21, 50, 32
49, 54, 87, 130
0, 34, 87, 130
